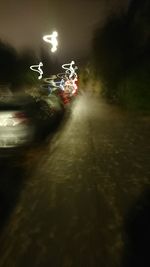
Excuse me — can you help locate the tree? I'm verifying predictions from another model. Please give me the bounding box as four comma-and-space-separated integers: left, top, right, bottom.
92, 0, 150, 102
0, 40, 18, 85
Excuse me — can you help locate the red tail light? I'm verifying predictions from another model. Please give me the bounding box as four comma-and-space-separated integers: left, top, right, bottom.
14, 112, 29, 123
14, 112, 27, 119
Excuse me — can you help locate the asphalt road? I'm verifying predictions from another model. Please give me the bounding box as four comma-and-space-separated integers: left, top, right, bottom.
0, 92, 149, 267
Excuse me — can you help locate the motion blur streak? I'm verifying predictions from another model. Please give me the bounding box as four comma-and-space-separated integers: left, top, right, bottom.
30, 62, 43, 79
0, 92, 149, 266
43, 31, 58, 53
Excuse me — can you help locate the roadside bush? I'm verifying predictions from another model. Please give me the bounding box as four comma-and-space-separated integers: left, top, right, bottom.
118, 64, 150, 110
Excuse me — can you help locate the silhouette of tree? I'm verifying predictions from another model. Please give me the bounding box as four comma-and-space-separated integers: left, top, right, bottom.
92, 0, 150, 102
0, 40, 18, 86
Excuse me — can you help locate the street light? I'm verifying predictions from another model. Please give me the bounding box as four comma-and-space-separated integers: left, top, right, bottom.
43, 31, 58, 53
30, 62, 43, 79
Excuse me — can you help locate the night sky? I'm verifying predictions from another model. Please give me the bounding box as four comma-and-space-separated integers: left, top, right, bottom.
0, 0, 129, 62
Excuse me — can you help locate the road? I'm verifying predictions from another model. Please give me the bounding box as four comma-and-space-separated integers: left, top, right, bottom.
0, 92, 149, 267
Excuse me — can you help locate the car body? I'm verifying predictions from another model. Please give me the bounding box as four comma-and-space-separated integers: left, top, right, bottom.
0, 95, 36, 154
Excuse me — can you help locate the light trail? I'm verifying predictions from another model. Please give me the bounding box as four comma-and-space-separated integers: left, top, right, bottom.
43, 31, 58, 53
30, 62, 43, 80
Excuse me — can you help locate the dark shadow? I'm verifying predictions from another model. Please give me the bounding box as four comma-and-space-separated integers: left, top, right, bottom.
37, 109, 68, 149
121, 188, 150, 267
0, 156, 27, 234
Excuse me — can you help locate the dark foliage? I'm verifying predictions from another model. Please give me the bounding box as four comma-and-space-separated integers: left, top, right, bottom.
92, 0, 150, 109
0, 41, 43, 92
0, 41, 18, 86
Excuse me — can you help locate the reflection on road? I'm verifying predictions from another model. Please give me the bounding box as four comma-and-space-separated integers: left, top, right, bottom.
0, 92, 149, 267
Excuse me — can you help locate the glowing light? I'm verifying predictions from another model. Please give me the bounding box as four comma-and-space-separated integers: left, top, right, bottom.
55, 80, 65, 90
40, 60, 78, 98
62, 61, 78, 79
30, 62, 43, 80
72, 77, 78, 94
43, 77, 65, 92
64, 76, 78, 95
43, 31, 58, 53
61, 61, 78, 95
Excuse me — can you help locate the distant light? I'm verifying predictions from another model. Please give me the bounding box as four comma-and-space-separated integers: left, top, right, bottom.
61, 61, 78, 95
62, 61, 78, 79
43, 31, 58, 53
43, 77, 65, 91
30, 62, 43, 79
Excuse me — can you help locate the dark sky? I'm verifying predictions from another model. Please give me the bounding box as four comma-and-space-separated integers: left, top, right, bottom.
0, 0, 129, 62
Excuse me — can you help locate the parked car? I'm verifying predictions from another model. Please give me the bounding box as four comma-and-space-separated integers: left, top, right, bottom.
33, 93, 65, 139
0, 95, 36, 154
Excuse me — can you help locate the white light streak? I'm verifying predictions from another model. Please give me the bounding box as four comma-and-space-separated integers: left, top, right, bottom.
43, 77, 65, 91
30, 62, 43, 80
61, 60, 78, 95
43, 31, 58, 53
62, 61, 77, 79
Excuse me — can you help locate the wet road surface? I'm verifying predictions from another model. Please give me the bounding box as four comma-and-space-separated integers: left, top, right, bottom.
0, 92, 149, 267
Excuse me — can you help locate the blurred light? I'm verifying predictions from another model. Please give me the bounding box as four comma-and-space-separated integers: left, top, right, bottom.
62, 61, 78, 79
41, 60, 78, 98
44, 77, 65, 91
30, 62, 43, 79
43, 31, 58, 53
62, 61, 76, 79
61, 61, 78, 95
